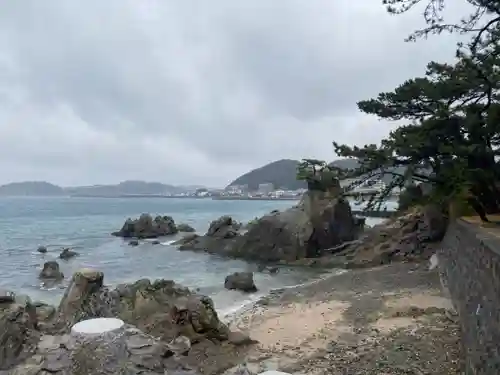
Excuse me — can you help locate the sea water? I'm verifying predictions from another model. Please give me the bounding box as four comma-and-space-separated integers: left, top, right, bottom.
0, 196, 386, 314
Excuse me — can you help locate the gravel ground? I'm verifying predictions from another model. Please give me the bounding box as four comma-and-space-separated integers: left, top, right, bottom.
226, 262, 464, 375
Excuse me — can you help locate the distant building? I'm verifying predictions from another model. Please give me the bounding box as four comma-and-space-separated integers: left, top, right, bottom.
257, 183, 274, 195
225, 184, 248, 195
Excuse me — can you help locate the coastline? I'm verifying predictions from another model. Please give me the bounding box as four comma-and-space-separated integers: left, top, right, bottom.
218, 268, 347, 322
211, 261, 463, 375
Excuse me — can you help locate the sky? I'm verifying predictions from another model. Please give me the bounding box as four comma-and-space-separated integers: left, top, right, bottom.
0, 0, 464, 187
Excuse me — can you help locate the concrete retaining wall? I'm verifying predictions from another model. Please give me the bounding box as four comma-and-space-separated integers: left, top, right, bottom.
439, 219, 500, 374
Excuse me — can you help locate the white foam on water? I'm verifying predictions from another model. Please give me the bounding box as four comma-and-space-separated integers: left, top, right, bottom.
161, 240, 177, 245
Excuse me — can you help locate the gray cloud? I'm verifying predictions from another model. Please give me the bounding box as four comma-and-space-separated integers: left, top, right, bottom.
0, 0, 464, 187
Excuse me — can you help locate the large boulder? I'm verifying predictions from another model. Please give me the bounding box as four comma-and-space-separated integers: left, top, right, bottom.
224, 272, 257, 293
228, 189, 361, 262
174, 216, 242, 254
37, 246, 47, 254
51, 268, 230, 343
39, 261, 64, 281
52, 269, 107, 330
0, 293, 40, 370
59, 248, 79, 260
112, 213, 178, 239
206, 216, 241, 238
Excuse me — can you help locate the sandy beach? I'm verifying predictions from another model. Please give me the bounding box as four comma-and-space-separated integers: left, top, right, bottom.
219, 262, 463, 375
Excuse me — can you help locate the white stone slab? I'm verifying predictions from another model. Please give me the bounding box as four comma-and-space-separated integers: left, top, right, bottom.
71, 317, 124, 335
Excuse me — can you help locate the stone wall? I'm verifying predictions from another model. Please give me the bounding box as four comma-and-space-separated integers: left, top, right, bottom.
439, 219, 500, 374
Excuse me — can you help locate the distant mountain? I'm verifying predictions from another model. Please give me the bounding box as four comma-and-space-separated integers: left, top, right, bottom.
0, 180, 206, 197
65, 180, 194, 196
228, 158, 371, 191
228, 159, 306, 191
0, 181, 65, 196
227, 158, 415, 193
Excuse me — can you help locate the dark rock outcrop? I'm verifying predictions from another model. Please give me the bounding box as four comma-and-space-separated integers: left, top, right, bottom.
39, 261, 64, 280
59, 248, 79, 260
224, 272, 257, 293
229, 188, 360, 262
129, 239, 139, 246
37, 246, 47, 254
51, 268, 230, 343
207, 216, 241, 238
294, 205, 447, 269
112, 214, 178, 239
0, 293, 40, 370
175, 216, 242, 253
177, 223, 196, 233
176, 188, 361, 263
2, 269, 257, 374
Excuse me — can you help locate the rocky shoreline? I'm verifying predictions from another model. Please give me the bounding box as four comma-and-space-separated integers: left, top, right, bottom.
1, 183, 457, 374
0, 260, 462, 375
111, 188, 444, 270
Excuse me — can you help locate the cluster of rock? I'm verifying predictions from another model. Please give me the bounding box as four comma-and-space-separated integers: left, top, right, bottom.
37, 246, 79, 259
291, 205, 447, 269
174, 189, 364, 263
168, 193, 446, 272
109, 184, 443, 272
1, 269, 256, 374
112, 213, 195, 239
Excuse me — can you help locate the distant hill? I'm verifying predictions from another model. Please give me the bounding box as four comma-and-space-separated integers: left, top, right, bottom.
228, 159, 306, 191
0, 180, 205, 197
228, 159, 370, 191
227, 158, 413, 192
0, 181, 65, 196
65, 180, 199, 196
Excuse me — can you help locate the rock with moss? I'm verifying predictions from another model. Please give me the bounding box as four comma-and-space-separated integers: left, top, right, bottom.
50, 268, 230, 343
112, 213, 178, 239
0, 293, 40, 370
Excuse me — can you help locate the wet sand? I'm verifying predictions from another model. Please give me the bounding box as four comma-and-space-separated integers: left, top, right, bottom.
225, 262, 463, 375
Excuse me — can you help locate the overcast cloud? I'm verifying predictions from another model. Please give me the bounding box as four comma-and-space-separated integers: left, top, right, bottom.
0, 0, 464, 187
